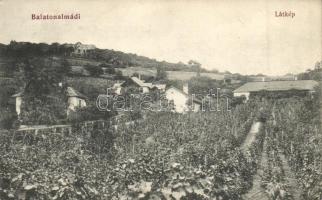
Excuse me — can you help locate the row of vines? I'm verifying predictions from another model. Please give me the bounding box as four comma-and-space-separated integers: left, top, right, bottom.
262, 97, 322, 200
0, 99, 272, 199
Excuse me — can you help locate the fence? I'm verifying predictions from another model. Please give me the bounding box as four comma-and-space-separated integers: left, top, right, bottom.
16, 124, 72, 135
13, 120, 111, 137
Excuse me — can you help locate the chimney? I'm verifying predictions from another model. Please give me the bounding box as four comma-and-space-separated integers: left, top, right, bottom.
294, 75, 298, 81
262, 77, 265, 82
183, 83, 189, 94
138, 74, 141, 80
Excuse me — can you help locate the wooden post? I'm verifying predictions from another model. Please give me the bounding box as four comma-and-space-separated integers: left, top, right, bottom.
290, 141, 293, 154
204, 155, 208, 166
132, 134, 136, 154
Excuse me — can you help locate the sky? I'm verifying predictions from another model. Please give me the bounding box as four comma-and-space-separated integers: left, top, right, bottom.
0, 0, 321, 75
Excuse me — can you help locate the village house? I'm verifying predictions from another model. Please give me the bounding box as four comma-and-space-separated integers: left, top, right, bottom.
233, 80, 319, 101
121, 76, 152, 93
165, 83, 202, 113
112, 81, 125, 95
11, 87, 87, 116
117, 76, 166, 94
152, 83, 166, 91
66, 87, 87, 114
72, 42, 96, 56
11, 92, 23, 116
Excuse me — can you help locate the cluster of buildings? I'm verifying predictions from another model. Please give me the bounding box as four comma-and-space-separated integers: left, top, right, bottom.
11, 76, 202, 117
11, 77, 319, 118
111, 76, 201, 113
11, 68, 319, 119
112, 76, 166, 95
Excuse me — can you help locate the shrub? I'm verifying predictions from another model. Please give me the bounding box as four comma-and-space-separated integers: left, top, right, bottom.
20, 95, 67, 125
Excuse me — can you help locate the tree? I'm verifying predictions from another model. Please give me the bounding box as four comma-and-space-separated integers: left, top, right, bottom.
156, 66, 167, 81
132, 72, 140, 78
188, 60, 201, 77
99, 63, 115, 74
115, 70, 124, 80
21, 57, 70, 96
14, 57, 71, 125
84, 65, 103, 77
68, 102, 117, 124
314, 61, 321, 70
189, 76, 222, 97
0, 79, 21, 129
210, 69, 219, 73
19, 94, 67, 125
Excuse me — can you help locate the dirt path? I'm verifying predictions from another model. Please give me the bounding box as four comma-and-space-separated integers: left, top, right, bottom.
241, 121, 262, 151
242, 132, 269, 200
279, 153, 302, 200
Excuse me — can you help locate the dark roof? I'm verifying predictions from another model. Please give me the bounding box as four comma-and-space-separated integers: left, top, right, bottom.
234, 80, 319, 93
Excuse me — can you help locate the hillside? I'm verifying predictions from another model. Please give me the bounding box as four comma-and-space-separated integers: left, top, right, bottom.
0, 41, 206, 73
1, 41, 320, 83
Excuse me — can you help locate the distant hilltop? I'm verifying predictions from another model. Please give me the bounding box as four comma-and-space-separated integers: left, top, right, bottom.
0, 41, 320, 81
0, 41, 212, 73
63, 42, 96, 56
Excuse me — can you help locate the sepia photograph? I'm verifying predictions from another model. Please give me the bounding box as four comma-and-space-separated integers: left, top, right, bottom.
0, 0, 321, 199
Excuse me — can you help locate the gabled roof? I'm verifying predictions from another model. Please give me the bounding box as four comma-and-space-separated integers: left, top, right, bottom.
66, 87, 87, 99
152, 84, 166, 90
233, 80, 319, 93
11, 91, 24, 97
166, 86, 202, 104
74, 42, 96, 50
120, 77, 167, 91
113, 81, 125, 88
12, 87, 87, 100
122, 76, 153, 88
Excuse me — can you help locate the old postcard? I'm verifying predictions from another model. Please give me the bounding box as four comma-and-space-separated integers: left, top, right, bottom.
0, 0, 321, 199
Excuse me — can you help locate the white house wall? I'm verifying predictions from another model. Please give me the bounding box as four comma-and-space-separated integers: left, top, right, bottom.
192, 102, 201, 112
16, 97, 22, 115
165, 88, 189, 113
68, 97, 86, 111
142, 87, 149, 93
115, 87, 122, 95
233, 92, 250, 100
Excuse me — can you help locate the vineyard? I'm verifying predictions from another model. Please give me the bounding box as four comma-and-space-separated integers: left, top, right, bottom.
0, 97, 321, 199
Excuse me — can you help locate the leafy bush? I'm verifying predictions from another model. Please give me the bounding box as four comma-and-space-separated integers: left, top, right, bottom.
20, 95, 67, 125
68, 104, 116, 124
